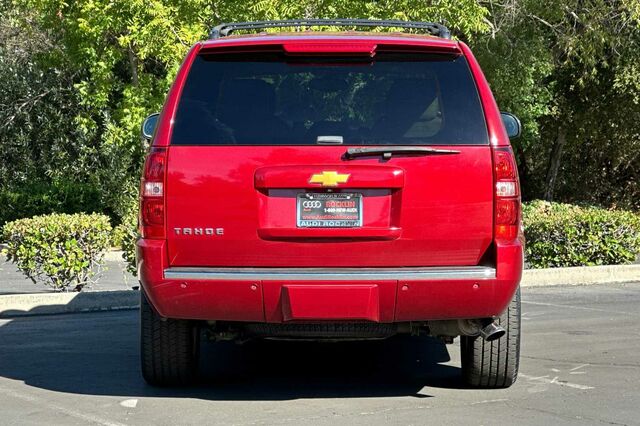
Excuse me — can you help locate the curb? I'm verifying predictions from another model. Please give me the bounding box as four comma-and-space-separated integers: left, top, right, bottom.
0, 290, 138, 318
0, 264, 637, 318
521, 264, 640, 287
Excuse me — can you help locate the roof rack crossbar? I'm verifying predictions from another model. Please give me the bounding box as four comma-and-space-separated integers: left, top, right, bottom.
209, 19, 451, 40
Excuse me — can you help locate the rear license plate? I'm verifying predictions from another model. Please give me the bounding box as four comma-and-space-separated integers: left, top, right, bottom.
297, 193, 362, 228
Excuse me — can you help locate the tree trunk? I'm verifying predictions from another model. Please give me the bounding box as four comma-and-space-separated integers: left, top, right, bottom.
128, 46, 138, 86
543, 125, 567, 201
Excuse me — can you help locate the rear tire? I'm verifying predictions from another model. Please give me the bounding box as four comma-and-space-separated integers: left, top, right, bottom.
461, 287, 521, 388
140, 290, 199, 386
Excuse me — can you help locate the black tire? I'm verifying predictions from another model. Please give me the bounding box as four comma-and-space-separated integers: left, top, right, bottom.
140, 290, 199, 386
461, 287, 521, 388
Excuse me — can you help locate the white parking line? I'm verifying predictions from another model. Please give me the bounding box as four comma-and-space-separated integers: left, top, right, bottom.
569, 363, 590, 371
520, 374, 594, 390
120, 398, 138, 408
471, 398, 509, 405
522, 300, 636, 316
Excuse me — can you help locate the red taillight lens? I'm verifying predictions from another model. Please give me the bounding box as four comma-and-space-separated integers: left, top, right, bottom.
493, 147, 521, 242
496, 199, 518, 224
140, 147, 167, 238
144, 151, 165, 180
142, 199, 164, 225
494, 150, 517, 180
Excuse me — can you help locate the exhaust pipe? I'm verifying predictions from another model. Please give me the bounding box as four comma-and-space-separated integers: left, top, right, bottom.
425, 318, 506, 341
479, 320, 506, 342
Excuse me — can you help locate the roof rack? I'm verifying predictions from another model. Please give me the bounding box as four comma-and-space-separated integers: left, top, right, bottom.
209, 19, 451, 40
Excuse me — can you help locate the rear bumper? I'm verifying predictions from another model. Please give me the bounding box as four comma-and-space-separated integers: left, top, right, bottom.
137, 239, 522, 322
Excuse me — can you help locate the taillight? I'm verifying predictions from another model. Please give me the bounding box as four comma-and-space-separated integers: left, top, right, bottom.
140, 147, 167, 238
493, 147, 520, 242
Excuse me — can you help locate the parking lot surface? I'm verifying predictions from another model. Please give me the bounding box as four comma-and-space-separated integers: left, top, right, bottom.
1, 282, 639, 425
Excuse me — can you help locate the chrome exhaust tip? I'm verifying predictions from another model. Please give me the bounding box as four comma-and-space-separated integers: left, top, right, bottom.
479, 321, 506, 342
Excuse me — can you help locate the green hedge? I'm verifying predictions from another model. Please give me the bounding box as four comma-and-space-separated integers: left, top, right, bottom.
5, 200, 635, 284
119, 200, 640, 273
0, 182, 103, 227
114, 204, 138, 275
2, 213, 112, 291
523, 201, 640, 268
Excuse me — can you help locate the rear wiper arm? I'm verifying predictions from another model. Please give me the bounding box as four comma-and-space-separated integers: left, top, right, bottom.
344, 146, 460, 160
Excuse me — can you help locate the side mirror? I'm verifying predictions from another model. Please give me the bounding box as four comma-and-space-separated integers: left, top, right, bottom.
501, 112, 521, 139
141, 113, 159, 141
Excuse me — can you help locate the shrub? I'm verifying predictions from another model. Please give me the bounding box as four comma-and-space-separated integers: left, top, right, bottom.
523, 201, 640, 268
2, 213, 112, 291
0, 182, 103, 227
117, 203, 139, 275
110, 223, 126, 249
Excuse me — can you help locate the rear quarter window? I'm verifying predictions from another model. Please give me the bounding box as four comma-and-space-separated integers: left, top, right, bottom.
171, 51, 488, 146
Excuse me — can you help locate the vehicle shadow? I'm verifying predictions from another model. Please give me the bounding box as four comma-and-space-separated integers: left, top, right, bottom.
0, 310, 468, 401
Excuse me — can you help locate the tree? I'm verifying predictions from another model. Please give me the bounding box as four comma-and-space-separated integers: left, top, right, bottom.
0, 5, 82, 188
211, 0, 489, 40
476, 0, 640, 207
6, 0, 214, 221
4, 0, 640, 225
6, 0, 490, 222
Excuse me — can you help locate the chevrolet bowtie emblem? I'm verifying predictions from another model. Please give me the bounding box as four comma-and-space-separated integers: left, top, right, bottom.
309, 171, 350, 187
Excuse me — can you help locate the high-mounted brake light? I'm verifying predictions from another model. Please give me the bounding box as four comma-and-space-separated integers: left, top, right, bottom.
493, 147, 520, 242
283, 42, 377, 56
140, 147, 167, 238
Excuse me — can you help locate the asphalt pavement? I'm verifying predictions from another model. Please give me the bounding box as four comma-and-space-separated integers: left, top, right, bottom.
0, 282, 639, 425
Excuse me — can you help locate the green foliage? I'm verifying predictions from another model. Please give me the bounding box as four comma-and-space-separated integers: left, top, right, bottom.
5, 0, 214, 225
523, 201, 640, 268
212, 0, 488, 40
1, 0, 493, 231
0, 6, 91, 189
2, 213, 112, 291
110, 224, 126, 249
474, 0, 640, 206
2, 0, 640, 241
113, 198, 139, 275
0, 182, 102, 227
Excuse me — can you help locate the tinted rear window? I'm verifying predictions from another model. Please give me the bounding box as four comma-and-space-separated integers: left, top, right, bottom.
172, 52, 488, 145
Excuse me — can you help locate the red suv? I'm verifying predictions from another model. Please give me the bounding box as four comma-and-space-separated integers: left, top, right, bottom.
137, 19, 524, 388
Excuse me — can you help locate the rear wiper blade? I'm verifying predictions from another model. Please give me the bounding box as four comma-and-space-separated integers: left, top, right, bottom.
343, 146, 460, 160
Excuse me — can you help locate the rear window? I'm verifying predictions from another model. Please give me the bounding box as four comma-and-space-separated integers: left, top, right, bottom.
172, 51, 488, 146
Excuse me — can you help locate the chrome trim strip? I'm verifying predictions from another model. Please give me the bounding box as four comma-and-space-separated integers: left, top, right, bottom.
163, 266, 496, 281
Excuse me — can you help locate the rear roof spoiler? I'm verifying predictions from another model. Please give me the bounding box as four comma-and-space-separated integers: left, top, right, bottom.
209, 19, 451, 40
